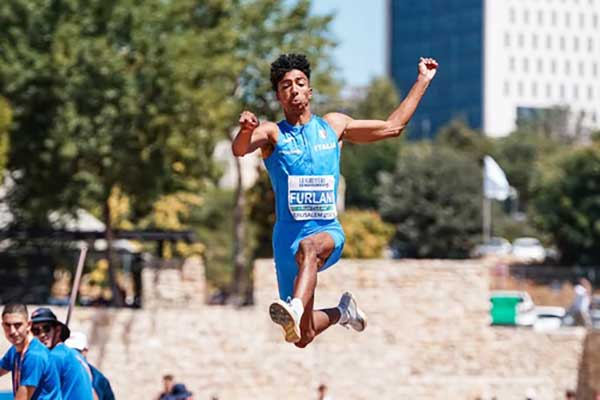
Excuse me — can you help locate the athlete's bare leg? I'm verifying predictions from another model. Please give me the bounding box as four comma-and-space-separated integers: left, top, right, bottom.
293, 232, 342, 348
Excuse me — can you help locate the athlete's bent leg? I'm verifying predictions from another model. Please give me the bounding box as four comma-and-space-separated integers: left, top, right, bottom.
295, 296, 341, 348
293, 232, 342, 348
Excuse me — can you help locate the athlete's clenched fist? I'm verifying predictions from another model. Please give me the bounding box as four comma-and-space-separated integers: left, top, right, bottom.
239, 110, 259, 133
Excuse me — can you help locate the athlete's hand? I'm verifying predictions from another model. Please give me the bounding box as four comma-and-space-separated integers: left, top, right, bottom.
418, 57, 438, 82
239, 110, 259, 133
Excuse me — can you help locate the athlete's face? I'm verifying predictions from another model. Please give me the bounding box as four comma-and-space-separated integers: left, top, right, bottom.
2, 313, 31, 347
276, 69, 312, 113
32, 322, 61, 349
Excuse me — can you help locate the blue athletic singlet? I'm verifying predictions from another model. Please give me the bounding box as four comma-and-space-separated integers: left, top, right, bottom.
264, 115, 345, 300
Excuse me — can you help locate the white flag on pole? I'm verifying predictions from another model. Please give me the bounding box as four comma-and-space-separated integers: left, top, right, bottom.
483, 155, 510, 200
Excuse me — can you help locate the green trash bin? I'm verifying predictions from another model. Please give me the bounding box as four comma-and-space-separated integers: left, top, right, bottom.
490, 294, 521, 325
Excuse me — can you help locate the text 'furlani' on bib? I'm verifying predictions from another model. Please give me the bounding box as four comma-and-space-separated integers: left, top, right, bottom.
288, 175, 337, 220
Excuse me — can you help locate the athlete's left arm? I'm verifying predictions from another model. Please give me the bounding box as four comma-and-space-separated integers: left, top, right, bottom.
325, 57, 438, 143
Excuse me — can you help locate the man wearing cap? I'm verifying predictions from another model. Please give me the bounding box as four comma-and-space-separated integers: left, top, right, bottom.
65, 331, 115, 400
30, 307, 93, 400
0, 303, 62, 400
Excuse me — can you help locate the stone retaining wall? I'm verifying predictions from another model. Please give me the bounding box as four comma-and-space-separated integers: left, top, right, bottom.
0, 259, 587, 399
576, 331, 600, 399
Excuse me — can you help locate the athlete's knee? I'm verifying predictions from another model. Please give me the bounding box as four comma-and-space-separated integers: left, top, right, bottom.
294, 329, 315, 349
296, 239, 318, 266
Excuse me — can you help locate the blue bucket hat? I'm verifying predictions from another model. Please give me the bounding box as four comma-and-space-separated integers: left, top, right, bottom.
169, 383, 193, 399
30, 307, 70, 342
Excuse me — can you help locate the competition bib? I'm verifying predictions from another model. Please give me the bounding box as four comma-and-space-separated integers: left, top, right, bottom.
288, 175, 337, 220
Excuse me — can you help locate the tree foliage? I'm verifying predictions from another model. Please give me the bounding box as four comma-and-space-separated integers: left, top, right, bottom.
435, 118, 491, 160
0, 97, 10, 175
246, 167, 275, 259
190, 187, 236, 291
531, 144, 600, 265
378, 143, 482, 258
490, 130, 562, 210
339, 209, 394, 258
0, 0, 248, 304
0, 0, 226, 227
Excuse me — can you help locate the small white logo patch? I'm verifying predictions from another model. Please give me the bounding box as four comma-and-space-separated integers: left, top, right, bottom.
314, 143, 336, 152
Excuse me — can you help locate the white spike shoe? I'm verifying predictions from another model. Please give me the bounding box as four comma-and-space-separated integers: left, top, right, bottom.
269, 299, 301, 343
338, 291, 367, 332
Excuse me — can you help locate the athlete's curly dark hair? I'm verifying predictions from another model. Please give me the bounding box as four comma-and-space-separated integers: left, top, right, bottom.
270, 53, 311, 92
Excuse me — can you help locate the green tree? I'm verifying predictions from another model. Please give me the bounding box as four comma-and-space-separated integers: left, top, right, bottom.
531, 144, 600, 265
491, 130, 562, 210
435, 118, 491, 160
191, 187, 236, 292
0, 0, 227, 303
340, 77, 402, 209
378, 143, 482, 258
0, 97, 10, 175
246, 167, 275, 260
339, 209, 394, 258
433, 119, 564, 242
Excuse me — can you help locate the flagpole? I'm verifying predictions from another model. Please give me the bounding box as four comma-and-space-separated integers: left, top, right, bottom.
483, 155, 509, 243
483, 196, 491, 243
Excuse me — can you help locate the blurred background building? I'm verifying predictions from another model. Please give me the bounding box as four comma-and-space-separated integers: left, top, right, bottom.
388, 0, 600, 138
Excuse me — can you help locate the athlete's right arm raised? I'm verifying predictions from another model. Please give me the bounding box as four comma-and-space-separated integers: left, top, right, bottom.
231, 111, 278, 157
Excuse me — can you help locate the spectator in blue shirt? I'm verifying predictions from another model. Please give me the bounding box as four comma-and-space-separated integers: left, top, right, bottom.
65, 331, 115, 400
30, 307, 93, 400
0, 304, 62, 400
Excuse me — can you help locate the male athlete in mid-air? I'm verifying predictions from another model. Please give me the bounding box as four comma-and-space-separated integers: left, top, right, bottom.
232, 53, 438, 348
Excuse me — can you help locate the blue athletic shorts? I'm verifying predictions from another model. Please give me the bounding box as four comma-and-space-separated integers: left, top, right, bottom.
272, 220, 345, 300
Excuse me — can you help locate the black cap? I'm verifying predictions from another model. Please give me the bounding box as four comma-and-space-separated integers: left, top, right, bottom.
31, 307, 70, 342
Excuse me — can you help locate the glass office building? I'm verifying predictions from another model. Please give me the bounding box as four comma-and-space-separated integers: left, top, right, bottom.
388, 0, 600, 138
389, 0, 484, 139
